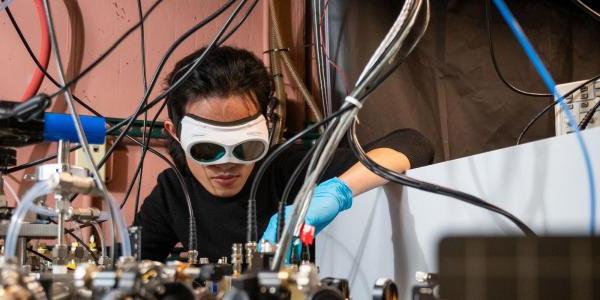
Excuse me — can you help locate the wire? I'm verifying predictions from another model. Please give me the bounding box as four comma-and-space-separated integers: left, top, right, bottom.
27, 247, 52, 263
5, 2, 194, 229
346, 121, 536, 237
3, 177, 20, 205
516, 75, 600, 145
119, 1, 249, 256
68, 223, 84, 247
318, 0, 350, 96
6, 9, 106, 116
91, 222, 106, 260
134, 0, 149, 215
121, 0, 255, 228
247, 105, 353, 242
121, 101, 168, 210
313, 0, 331, 115
0, 0, 14, 11
46, 218, 99, 263
572, 0, 600, 22
276, 140, 319, 242
123, 0, 259, 215
43, 0, 129, 260
492, 0, 596, 235
579, 100, 600, 130
6, 0, 242, 182
19, 0, 51, 100
94, 0, 242, 174
45, 0, 165, 99
218, 0, 259, 44
7, 9, 238, 175
484, 0, 551, 97
4, 6, 123, 118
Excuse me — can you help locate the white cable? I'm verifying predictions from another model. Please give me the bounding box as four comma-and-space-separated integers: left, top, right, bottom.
3, 178, 20, 205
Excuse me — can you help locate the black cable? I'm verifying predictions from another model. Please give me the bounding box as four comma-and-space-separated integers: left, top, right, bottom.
134, 0, 149, 214
516, 74, 600, 144
122, 0, 258, 215
276, 142, 315, 241
218, 0, 259, 44
46, 218, 99, 262
247, 105, 353, 242
5, 0, 238, 174
484, 0, 552, 97
27, 247, 52, 263
170, 0, 258, 76
10, 0, 239, 209
346, 121, 537, 237
572, 0, 600, 22
94, 0, 243, 175
115, 0, 258, 255
272, 119, 341, 242
12, 0, 190, 234
45, 0, 165, 99
5, 3, 167, 176
123, 0, 259, 214
115, 0, 252, 251
122, 136, 199, 254
121, 101, 168, 209
5, 7, 110, 117
137, 0, 148, 92
579, 100, 600, 130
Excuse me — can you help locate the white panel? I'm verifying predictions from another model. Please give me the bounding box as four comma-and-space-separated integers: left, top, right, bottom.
317, 127, 600, 300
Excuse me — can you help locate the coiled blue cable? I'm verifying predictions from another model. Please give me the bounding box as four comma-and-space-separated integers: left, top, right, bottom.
493, 0, 597, 235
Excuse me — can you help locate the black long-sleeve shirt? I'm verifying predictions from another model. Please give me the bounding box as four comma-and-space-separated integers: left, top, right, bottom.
134, 129, 434, 262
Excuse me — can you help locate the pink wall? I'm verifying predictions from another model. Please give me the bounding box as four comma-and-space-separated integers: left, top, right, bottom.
0, 1, 307, 228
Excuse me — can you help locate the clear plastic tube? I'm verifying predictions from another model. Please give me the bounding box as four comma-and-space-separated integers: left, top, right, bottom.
97, 211, 110, 222
104, 194, 131, 257
3, 177, 20, 205
5, 180, 53, 257
29, 204, 57, 217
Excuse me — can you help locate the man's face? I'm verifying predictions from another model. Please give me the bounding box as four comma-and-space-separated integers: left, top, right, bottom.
167, 94, 261, 198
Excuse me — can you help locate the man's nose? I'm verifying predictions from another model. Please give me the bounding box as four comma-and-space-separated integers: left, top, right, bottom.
215, 163, 237, 171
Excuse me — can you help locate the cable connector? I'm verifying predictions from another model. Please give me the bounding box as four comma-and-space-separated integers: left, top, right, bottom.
11, 94, 51, 122
187, 249, 198, 264
50, 172, 98, 196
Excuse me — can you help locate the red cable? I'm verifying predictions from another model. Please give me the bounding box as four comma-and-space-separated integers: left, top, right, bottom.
21, 0, 51, 100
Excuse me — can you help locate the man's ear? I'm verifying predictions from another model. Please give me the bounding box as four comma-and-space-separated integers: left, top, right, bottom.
164, 120, 180, 142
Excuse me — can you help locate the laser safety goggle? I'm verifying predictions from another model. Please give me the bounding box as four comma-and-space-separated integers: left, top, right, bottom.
179, 113, 270, 166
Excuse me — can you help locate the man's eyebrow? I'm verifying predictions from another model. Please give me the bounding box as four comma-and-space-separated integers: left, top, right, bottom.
184, 112, 261, 126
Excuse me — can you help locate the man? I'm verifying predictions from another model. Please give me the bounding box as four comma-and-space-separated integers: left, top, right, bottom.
134, 46, 434, 262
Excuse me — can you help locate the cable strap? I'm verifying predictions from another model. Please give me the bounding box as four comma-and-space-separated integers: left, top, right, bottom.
344, 96, 363, 109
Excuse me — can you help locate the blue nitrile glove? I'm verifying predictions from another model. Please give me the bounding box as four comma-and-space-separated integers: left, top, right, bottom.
261, 177, 353, 244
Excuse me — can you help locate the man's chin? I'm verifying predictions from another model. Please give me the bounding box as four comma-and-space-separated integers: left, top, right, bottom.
210, 183, 244, 198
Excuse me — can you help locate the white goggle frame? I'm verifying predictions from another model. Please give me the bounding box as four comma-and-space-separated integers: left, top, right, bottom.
179, 113, 270, 166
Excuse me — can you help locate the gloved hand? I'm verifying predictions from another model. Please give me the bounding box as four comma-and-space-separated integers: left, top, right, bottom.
261, 177, 353, 243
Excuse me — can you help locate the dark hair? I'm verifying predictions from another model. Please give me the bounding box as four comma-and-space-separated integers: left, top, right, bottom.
165, 46, 273, 171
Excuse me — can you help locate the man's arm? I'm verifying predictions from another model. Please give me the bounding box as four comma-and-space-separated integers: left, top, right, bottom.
262, 129, 433, 242
338, 147, 411, 196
